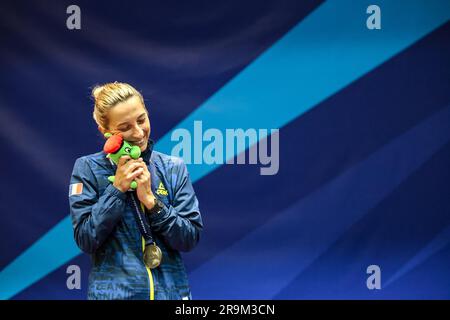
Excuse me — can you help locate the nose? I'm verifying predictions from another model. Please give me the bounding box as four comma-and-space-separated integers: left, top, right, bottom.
130, 124, 144, 140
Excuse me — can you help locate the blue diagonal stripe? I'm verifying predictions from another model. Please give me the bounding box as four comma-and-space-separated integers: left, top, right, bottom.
189, 104, 450, 299
384, 224, 450, 288
1, 0, 449, 300
156, 0, 450, 180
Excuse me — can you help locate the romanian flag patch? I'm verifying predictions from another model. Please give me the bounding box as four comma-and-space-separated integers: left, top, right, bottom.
69, 183, 83, 196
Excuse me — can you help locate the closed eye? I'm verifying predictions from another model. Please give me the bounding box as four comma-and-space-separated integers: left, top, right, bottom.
118, 125, 131, 131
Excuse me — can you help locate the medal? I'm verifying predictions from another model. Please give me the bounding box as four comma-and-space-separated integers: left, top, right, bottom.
128, 192, 162, 269
144, 243, 162, 269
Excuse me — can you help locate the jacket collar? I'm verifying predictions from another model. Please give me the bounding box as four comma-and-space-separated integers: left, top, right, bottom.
141, 138, 155, 165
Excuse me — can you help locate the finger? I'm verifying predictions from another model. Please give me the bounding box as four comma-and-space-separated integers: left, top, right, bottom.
123, 158, 143, 170
123, 161, 144, 174
135, 174, 145, 184
135, 175, 151, 188
134, 165, 149, 177
138, 162, 150, 174
141, 169, 150, 179
134, 162, 149, 175
127, 167, 144, 180
136, 170, 149, 182
118, 155, 131, 167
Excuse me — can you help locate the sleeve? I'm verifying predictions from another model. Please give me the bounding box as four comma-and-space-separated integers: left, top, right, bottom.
148, 159, 204, 252
68, 157, 127, 254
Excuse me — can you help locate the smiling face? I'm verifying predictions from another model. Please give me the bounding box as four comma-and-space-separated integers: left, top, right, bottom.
101, 95, 151, 152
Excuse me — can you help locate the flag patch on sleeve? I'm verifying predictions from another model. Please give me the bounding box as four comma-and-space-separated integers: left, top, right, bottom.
69, 183, 83, 196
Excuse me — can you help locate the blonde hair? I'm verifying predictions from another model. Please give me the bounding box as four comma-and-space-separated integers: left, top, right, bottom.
92, 82, 146, 129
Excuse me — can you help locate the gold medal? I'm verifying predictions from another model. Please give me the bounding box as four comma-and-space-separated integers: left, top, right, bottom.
144, 244, 162, 269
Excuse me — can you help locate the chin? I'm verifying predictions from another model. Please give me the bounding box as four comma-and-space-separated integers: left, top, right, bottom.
139, 142, 148, 152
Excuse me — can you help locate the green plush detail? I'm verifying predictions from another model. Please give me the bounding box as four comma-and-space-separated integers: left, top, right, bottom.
108, 140, 141, 164
107, 137, 142, 190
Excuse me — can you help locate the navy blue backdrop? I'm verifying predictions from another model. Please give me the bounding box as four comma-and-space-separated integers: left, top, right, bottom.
0, 0, 449, 299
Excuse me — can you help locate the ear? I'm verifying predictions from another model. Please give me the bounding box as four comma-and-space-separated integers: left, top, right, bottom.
98, 125, 106, 135
99, 126, 116, 139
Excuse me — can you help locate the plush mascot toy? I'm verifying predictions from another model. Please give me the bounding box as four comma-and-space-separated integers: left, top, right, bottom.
103, 133, 141, 189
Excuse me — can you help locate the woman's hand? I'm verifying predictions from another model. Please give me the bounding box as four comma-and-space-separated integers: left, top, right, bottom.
113, 156, 144, 193
135, 163, 156, 210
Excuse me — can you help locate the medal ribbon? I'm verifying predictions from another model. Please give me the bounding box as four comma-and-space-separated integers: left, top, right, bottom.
128, 191, 155, 247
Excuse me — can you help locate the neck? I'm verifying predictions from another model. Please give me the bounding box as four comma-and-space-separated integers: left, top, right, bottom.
141, 139, 154, 164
